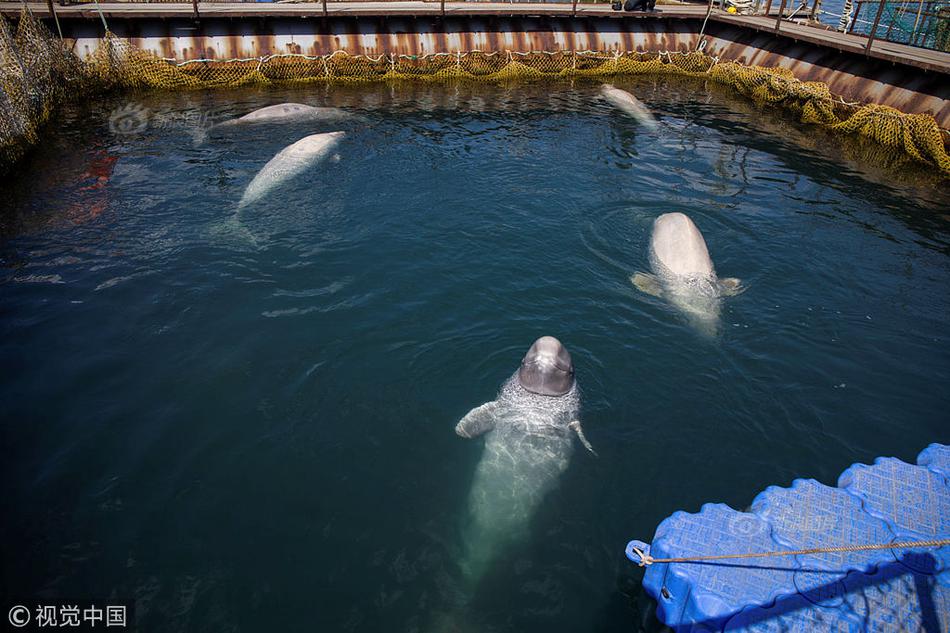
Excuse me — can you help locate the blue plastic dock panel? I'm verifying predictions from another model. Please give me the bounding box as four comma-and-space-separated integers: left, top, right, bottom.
628, 443, 950, 632
724, 593, 864, 632
839, 454, 950, 578
750, 478, 897, 605
919, 443, 950, 481
641, 504, 798, 629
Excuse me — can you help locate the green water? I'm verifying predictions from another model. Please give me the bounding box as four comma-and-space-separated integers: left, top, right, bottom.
1, 77, 948, 632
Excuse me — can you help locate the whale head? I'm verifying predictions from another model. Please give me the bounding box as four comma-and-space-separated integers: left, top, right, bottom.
517, 336, 574, 396
650, 212, 716, 279
644, 212, 745, 338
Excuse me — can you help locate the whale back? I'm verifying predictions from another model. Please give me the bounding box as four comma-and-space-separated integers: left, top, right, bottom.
237, 103, 351, 124
650, 212, 716, 279
600, 85, 658, 129
280, 131, 344, 159
239, 103, 316, 122
239, 132, 344, 208
460, 374, 579, 584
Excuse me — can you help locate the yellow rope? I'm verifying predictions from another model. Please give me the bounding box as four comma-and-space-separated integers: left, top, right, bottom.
629, 538, 950, 567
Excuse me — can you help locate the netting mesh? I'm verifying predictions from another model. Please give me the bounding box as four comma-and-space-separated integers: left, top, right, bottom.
2, 7, 949, 176
1, 9, 85, 171
849, 0, 950, 52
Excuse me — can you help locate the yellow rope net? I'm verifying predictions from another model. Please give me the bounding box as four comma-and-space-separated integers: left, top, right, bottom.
1, 8, 84, 170
2, 8, 949, 175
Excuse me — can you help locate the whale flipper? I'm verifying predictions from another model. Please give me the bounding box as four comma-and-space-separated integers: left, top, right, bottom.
569, 420, 597, 457
719, 277, 745, 296
631, 272, 663, 297
456, 401, 499, 439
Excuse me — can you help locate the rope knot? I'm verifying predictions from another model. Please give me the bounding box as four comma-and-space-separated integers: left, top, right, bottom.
626, 540, 654, 567
631, 546, 654, 567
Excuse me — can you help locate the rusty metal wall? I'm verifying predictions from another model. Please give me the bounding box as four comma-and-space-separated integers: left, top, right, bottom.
702, 23, 950, 128
54, 15, 950, 126
61, 16, 703, 59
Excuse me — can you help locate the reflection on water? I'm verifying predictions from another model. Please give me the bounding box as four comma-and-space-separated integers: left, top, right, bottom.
1, 76, 948, 632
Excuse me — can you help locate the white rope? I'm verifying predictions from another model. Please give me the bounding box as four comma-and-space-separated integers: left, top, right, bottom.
697, 0, 714, 50
91, 0, 109, 33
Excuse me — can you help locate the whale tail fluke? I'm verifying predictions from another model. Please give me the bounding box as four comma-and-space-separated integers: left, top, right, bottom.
423, 571, 478, 633
192, 119, 239, 146
425, 602, 485, 633
190, 123, 210, 147
191, 129, 206, 147
426, 610, 469, 633
209, 213, 260, 250
458, 559, 489, 594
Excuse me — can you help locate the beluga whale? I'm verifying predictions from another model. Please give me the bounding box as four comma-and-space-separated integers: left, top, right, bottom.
238, 131, 343, 209
631, 212, 743, 336
226, 102, 352, 126
196, 103, 352, 144
454, 336, 595, 587
211, 131, 344, 247
600, 84, 658, 130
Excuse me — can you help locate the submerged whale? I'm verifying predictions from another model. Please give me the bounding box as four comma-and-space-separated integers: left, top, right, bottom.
196, 103, 351, 145
600, 84, 658, 130
228, 102, 352, 126
455, 336, 595, 586
631, 212, 743, 335
238, 131, 344, 209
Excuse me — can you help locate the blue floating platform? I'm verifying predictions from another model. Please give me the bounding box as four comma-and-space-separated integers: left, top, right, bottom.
919, 443, 950, 481
627, 444, 950, 632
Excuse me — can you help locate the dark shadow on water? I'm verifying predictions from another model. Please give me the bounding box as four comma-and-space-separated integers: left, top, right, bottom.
594, 574, 672, 633
691, 552, 940, 633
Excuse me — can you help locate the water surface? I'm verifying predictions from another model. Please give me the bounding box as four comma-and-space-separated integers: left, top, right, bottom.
2, 77, 949, 632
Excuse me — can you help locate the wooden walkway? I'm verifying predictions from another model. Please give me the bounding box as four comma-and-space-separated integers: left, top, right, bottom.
6, 1, 706, 18
3, 2, 949, 73
713, 12, 950, 74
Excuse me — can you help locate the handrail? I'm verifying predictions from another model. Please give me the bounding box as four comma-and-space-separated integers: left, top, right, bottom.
865, 0, 886, 53
774, 0, 787, 31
